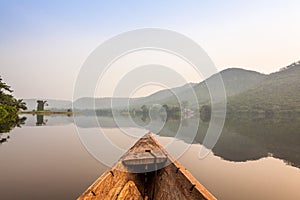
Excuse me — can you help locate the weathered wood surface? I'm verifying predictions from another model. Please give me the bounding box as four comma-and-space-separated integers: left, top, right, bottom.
122, 151, 167, 166
117, 181, 143, 200
77, 133, 216, 200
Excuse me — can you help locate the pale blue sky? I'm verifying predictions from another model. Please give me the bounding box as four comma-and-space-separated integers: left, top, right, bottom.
1, 0, 300, 99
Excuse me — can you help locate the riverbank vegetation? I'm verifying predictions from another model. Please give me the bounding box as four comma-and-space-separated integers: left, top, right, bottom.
20, 109, 74, 115
0, 76, 27, 133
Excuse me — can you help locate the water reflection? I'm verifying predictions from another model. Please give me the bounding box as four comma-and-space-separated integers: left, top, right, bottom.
36, 114, 47, 126
0, 116, 26, 134
20, 113, 300, 169
0, 115, 26, 145
0, 134, 10, 144
212, 116, 300, 168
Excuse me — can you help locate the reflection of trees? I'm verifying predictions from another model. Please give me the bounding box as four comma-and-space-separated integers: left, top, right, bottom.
200, 105, 211, 122
208, 116, 300, 168
36, 115, 47, 126
186, 116, 300, 168
0, 134, 10, 144
162, 105, 181, 121
0, 116, 27, 144
95, 109, 113, 116
141, 115, 147, 122
0, 116, 26, 134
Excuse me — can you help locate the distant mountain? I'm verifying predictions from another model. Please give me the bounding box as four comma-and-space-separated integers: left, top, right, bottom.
132, 83, 197, 107
227, 64, 300, 113
71, 83, 197, 110
153, 68, 267, 107
23, 99, 71, 111
72, 68, 267, 110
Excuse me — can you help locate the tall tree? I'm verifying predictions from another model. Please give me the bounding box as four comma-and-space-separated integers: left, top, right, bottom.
0, 76, 27, 133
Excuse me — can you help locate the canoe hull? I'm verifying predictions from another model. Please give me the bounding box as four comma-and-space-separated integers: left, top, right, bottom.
78, 133, 216, 200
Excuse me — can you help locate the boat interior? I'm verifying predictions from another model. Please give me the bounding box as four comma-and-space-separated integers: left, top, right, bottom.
78, 134, 216, 200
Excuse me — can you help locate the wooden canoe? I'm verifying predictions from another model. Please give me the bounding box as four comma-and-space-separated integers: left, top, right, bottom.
78, 133, 216, 200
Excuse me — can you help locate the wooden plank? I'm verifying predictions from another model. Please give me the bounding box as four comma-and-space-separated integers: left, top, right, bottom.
122, 151, 167, 166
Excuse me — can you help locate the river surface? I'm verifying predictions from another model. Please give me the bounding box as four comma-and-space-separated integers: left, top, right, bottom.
0, 114, 300, 200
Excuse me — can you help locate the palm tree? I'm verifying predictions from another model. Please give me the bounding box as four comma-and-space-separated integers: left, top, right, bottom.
13, 99, 27, 110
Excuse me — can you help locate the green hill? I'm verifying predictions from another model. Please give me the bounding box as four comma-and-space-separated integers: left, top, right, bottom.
149, 68, 267, 108
131, 83, 197, 108
227, 63, 300, 115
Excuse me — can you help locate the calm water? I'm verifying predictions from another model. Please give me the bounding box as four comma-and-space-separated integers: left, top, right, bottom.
0, 114, 300, 200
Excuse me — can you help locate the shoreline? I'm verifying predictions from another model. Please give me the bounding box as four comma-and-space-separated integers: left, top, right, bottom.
19, 111, 75, 115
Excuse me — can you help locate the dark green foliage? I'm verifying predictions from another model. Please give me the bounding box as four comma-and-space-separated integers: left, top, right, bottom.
166, 106, 180, 117
141, 105, 149, 117
95, 109, 113, 116
227, 64, 300, 115
160, 104, 181, 120
200, 105, 211, 122
162, 104, 169, 113
0, 76, 27, 133
36, 115, 46, 126
155, 68, 267, 107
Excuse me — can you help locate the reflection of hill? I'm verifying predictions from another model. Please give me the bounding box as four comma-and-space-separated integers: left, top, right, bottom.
23, 114, 73, 126
156, 118, 268, 162
74, 115, 140, 128
148, 116, 300, 169
210, 119, 268, 162
215, 117, 300, 168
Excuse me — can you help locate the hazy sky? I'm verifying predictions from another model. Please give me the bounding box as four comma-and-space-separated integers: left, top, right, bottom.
1, 0, 300, 100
